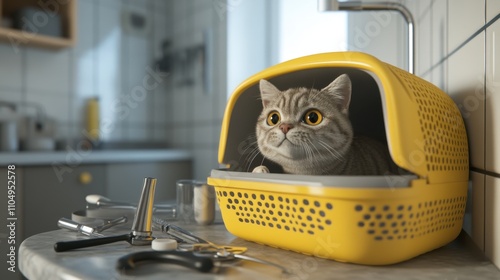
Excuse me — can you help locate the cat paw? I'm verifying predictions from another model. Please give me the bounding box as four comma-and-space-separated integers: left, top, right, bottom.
252, 165, 270, 173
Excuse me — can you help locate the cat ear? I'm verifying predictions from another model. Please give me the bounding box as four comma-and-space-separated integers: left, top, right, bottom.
259, 79, 281, 108
321, 74, 352, 113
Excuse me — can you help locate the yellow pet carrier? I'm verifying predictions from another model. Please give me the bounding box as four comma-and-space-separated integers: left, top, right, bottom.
207, 52, 469, 265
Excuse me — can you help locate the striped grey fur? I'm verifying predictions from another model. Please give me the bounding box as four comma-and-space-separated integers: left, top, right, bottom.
255, 74, 397, 175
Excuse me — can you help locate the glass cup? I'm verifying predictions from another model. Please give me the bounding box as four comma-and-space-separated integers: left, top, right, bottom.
176, 180, 215, 225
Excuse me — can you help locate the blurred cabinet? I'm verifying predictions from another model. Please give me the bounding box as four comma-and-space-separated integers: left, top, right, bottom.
106, 161, 193, 203
0, 0, 76, 49
23, 165, 106, 238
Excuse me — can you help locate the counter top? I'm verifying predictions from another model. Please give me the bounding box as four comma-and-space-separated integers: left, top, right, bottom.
19, 223, 500, 280
0, 149, 192, 166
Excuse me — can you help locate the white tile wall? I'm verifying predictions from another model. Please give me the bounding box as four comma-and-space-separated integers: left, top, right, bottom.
485, 176, 500, 269
0, 0, 174, 144
25, 48, 71, 94
402, 0, 500, 268
72, 0, 95, 97
0, 0, 223, 181
447, 36, 485, 169
486, 15, 500, 174
167, 1, 226, 180
448, 0, 485, 51
465, 172, 485, 252
0, 45, 24, 89
412, 0, 432, 78
487, 0, 500, 22
347, 3, 407, 70
430, 0, 447, 90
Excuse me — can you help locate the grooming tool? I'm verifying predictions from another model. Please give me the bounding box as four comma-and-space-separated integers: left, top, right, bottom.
178, 243, 247, 255
185, 244, 291, 275
57, 216, 127, 237
152, 216, 208, 244
116, 244, 290, 275
130, 177, 156, 245
54, 233, 133, 252
86, 194, 134, 207
152, 216, 248, 254
85, 194, 176, 218
54, 177, 157, 252
116, 250, 214, 273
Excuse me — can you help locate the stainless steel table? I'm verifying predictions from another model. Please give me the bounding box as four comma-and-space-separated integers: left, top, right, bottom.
19, 223, 500, 280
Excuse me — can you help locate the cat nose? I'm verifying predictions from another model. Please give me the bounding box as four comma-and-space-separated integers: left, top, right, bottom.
279, 123, 294, 134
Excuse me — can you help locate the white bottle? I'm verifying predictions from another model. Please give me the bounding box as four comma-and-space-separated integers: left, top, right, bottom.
193, 183, 215, 225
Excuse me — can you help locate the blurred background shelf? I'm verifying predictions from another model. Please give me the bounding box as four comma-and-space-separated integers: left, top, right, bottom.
0, 0, 76, 49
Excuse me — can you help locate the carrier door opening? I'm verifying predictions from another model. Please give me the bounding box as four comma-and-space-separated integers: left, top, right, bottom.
224, 67, 404, 175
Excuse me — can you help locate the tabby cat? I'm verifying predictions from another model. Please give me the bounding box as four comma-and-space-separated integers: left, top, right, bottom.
255, 74, 397, 175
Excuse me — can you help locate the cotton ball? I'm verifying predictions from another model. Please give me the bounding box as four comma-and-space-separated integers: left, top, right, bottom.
252, 165, 270, 173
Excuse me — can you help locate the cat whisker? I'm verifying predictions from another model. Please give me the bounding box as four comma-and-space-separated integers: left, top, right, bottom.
317, 139, 345, 161
245, 146, 264, 172
305, 138, 319, 163
236, 134, 263, 172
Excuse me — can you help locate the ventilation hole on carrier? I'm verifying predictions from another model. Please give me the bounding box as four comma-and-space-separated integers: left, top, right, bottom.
355, 205, 363, 211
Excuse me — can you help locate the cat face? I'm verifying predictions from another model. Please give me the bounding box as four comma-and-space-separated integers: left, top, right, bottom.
255, 74, 353, 173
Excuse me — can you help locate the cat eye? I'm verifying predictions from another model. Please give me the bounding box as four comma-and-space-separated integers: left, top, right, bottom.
302, 109, 323, 125
266, 111, 281, 126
